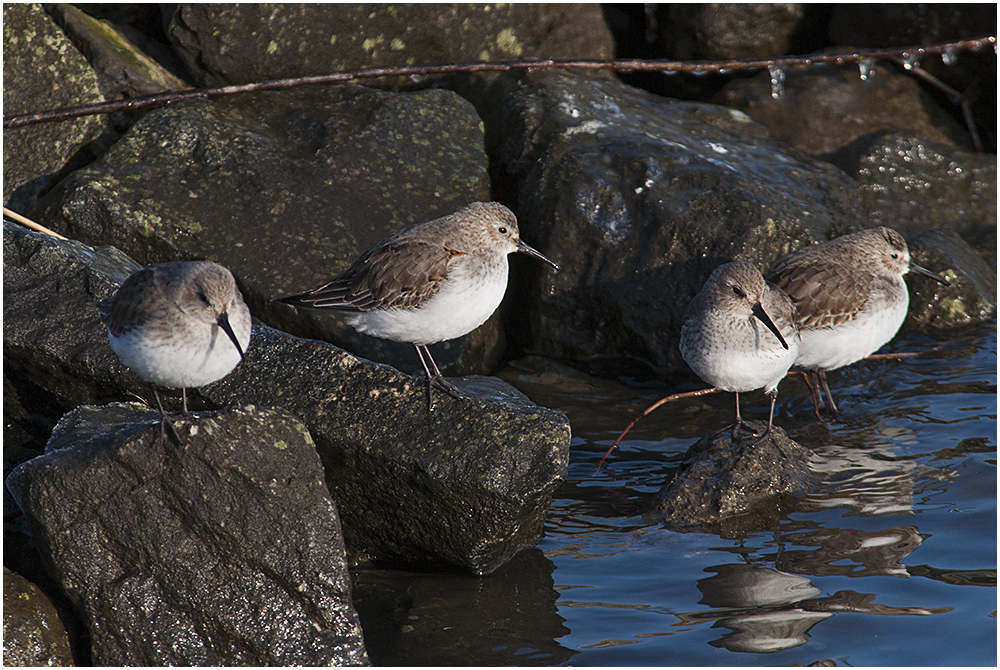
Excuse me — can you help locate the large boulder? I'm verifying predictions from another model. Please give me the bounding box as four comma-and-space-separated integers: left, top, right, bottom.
166, 4, 615, 86
7, 403, 369, 666
493, 70, 866, 376
2, 4, 108, 211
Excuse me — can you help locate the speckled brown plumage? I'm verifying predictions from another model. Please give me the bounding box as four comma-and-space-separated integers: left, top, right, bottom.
767, 228, 910, 330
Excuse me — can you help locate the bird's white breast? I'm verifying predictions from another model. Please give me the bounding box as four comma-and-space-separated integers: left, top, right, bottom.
109, 313, 251, 389
795, 284, 908, 371
347, 254, 509, 346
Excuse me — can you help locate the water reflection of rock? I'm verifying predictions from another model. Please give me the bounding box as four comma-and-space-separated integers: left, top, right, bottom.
677, 563, 951, 654
350, 548, 575, 666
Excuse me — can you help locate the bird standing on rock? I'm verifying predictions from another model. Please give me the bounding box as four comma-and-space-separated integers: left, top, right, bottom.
767, 227, 950, 417
100, 261, 252, 437
680, 260, 800, 438
279, 202, 558, 410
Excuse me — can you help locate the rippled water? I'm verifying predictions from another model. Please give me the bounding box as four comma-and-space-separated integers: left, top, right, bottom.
352, 324, 997, 666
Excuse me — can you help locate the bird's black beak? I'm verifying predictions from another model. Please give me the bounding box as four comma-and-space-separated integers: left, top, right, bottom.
217, 312, 245, 359
516, 239, 559, 271
752, 302, 789, 350
908, 262, 950, 286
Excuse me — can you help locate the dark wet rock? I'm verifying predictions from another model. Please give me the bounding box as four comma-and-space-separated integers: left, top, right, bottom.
166, 4, 614, 87
6, 403, 369, 666
656, 4, 806, 60
2, 4, 108, 211
828, 130, 997, 248
30, 85, 496, 375
46, 4, 189, 99
202, 327, 571, 575
907, 229, 997, 329
494, 70, 866, 376
66, 5, 193, 85
716, 63, 973, 156
3, 567, 74, 667
3, 221, 141, 459
658, 422, 813, 532
4, 218, 571, 575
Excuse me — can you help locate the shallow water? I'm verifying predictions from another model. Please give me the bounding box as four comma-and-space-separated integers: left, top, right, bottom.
351, 324, 997, 666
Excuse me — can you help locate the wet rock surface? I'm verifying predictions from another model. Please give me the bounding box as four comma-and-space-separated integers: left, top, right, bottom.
2, 4, 109, 211
7, 403, 369, 666
3, 4, 995, 665
656, 4, 807, 60
203, 327, 571, 574
830, 129, 997, 247
167, 4, 614, 87
717, 63, 972, 156
658, 421, 814, 533
908, 229, 998, 329
2, 567, 74, 667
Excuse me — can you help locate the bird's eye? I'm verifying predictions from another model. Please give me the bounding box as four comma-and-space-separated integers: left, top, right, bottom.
197, 290, 210, 304
731, 286, 745, 298
498, 226, 508, 235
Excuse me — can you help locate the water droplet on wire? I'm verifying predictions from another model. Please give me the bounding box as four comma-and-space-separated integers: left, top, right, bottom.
768, 65, 786, 99
858, 58, 875, 82
902, 51, 921, 70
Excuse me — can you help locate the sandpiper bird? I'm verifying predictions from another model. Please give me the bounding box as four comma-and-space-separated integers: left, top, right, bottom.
278, 202, 558, 409
99, 261, 252, 434
767, 226, 949, 417
680, 260, 800, 437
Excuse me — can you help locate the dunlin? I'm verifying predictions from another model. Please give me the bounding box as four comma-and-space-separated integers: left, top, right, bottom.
767, 227, 949, 416
99, 261, 252, 430
680, 261, 800, 436
278, 202, 558, 409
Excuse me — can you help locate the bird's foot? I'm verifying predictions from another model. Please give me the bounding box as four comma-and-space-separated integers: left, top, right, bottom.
158, 412, 189, 446
425, 375, 468, 411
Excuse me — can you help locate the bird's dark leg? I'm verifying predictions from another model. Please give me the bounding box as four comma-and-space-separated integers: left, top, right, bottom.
414, 345, 465, 411
749, 390, 789, 456
818, 369, 840, 417
152, 387, 182, 445
766, 390, 777, 435
802, 370, 824, 420
732, 392, 752, 439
